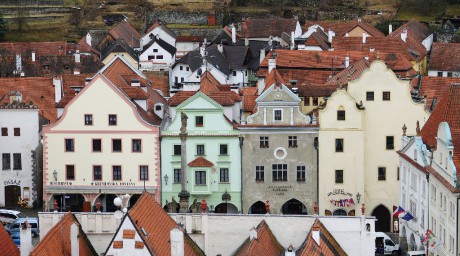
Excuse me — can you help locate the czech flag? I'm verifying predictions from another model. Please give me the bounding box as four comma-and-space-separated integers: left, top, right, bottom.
392, 206, 405, 217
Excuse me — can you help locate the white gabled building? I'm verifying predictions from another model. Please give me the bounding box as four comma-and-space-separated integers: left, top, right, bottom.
139, 36, 177, 71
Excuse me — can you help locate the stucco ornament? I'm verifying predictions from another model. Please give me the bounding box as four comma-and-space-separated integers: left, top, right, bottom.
305, 115, 311, 124
180, 112, 188, 134
273, 147, 287, 160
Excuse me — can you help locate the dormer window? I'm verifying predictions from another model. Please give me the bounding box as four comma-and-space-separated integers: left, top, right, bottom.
155, 105, 162, 111
149, 33, 154, 39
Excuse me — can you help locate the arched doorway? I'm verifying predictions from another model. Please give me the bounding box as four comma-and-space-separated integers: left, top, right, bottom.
333, 209, 347, 216
53, 194, 85, 212
128, 194, 141, 209
93, 194, 119, 212
409, 233, 417, 251
372, 204, 391, 232
5, 185, 21, 206
281, 199, 307, 215
248, 201, 266, 214
214, 202, 238, 214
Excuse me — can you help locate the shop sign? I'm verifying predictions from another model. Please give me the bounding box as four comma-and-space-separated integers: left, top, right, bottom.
268, 185, 292, 196
4, 179, 21, 186
91, 182, 136, 186
328, 189, 355, 207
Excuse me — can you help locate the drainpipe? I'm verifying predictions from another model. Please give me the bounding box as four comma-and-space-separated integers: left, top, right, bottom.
425, 171, 429, 256
239, 136, 244, 213
314, 137, 319, 211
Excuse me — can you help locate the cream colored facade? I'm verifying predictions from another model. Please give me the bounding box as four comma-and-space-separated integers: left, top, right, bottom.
102, 52, 138, 69
319, 60, 430, 231
43, 74, 160, 211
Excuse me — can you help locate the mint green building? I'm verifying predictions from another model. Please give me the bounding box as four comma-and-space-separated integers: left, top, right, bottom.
161, 92, 242, 213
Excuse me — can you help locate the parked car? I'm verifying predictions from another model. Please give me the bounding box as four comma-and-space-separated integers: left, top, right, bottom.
11, 233, 20, 246
0, 209, 27, 225
5, 218, 39, 237
375, 232, 401, 255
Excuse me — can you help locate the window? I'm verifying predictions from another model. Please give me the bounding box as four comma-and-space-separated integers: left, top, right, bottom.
219, 144, 228, 155
1, 128, 7, 136
65, 139, 74, 152
196, 145, 205, 155
297, 166, 306, 181
335, 170, 343, 183
366, 91, 374, 101
386, 136, 394, 150
255, 166, 264, 181
13, 154, 21, 170
93, 166, 102, 180
195, 171, 206, 185
335, 139, 343, 152
2, 153, 10, 170
108, 114, 117, 125
447, 72, 453, 77
132, 139, 141, 152
180, 66, 183, 70
139, 166, 148, 180
304, 97, 310, 106
383, 91, 391, 101
112, 139, 122, 152
195, 116, 203, 127
272, 164, 287, 181
153, 49, 158, 52
437, 71, 442, 77
397, 167, 400, 181
66, 165, 75, 180
378, 167, 386, 180
148, 55, 155, 60
13, 128, 20, 136
113, 166, 122, 180
337, 110, 345, 120
288, 136, 297, 148
232, 71, 237, 76
220, 168, 229, 182
92, 139, 102, 152
84, 114, 93, 125
274, 109, 282, 121
186, 67, 190, 71
173, 145, 181, 155
260, 136, 269, 148
174, 169, 181, 183
156, 55, 163, 59
313, 97, 318, 106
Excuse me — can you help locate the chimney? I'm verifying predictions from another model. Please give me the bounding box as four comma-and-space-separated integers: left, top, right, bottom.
16, 54, 22, 71
218, 43, 224, 53
389, 23, 393, 34
170, 228, 184, 256
71, 223, 79, 256
86, 32, 92, 46
365, 55, 369, 61
85, 78, 92, 85
327, 30, 335, 43
345, 54, 350, 68
362, 33, 367, 44
131, 79, 140, 87
73, 69, 80, 75
401, 28, 408, 43
20, 221, 33, 256
31, 52, 35, 62
245, 37, 249, 46
358, 18, 362, 23
312, 227, 320, 246
231, 24, 236, 44
53, 76, 63, 103
268, 57, 276, 74
291, 31, 295, 50
259, 48, 266, 64
370, 47, 375, 52
75, 50, 80, 63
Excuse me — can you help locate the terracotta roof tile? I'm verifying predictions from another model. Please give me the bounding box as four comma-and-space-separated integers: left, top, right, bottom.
426, 166, 460, 193
0, 224, 19, 256
233, 220, 284, 256
188, 157, 214, 167
144, 72, 170, 97
240, 18, 298, 38
420, 83, 460, 171
123, 230, 135, 239
390, 19, 432, 43
296, 219, 347, 256
429, 42, 460, 71
107, 22, 141, 48
128, 192, 205, 255
304, 20, 385, 37
240, 87, 258, 112
264, 69, 286, 92
410, 76, 460, 110
31, 212, 97, 256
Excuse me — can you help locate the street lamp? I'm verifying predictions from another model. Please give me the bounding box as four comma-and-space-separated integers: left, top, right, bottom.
164, 174, 169, 185
53, 170, 57, 181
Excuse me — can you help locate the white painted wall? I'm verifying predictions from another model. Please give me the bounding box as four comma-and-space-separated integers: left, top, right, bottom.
139, 42, 175, 71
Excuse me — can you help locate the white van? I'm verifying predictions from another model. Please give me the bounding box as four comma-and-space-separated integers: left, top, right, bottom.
0, 209, 27, 225
406, 251, 426, 256
375, 232, 401, 255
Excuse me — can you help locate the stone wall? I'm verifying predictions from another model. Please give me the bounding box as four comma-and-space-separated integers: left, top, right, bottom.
171, 28, 222, 39
150, 11, 222, 25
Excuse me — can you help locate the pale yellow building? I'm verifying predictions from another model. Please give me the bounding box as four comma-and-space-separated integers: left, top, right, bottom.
319, 60, 429, 232
43, 73, 160, 212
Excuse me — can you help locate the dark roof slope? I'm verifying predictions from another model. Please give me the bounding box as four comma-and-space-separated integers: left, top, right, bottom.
142, 36, 177, 56
241, 18, 298, 38
429, 42, 460, 71
390, 19, 432, 42
101, 39, 139, 61
108, 22, 141, 48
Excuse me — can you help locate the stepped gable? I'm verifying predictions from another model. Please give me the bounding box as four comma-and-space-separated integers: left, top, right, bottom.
296, 219, 347, 256
233, 220, 284, 256
31, 212, 97, 256
128, 192, 205, 255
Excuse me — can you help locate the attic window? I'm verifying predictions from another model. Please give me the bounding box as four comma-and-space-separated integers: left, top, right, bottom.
155, 105, 162, 111
153, 49, 158, 53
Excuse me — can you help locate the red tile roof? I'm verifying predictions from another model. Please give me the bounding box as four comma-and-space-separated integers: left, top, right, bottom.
296, 219, 347, 256
143, 71, 170, 97
240, 87, 258, 112
264, 69, 286, 92
188, 157, 214, 167
176, 36, 204, 43
420, 83, 460, 171
240, 18, 298, 38
0, 224, 19, 256
233, 220, 284, 256
31, 212, 97, 256
127, 192, 205, 255
390, 19, 432, 43
0, 77, 57, 122
429, 42, 460, 72
107, 22, 141, 48
410, 76, 460, 110
304, 20, 385, 38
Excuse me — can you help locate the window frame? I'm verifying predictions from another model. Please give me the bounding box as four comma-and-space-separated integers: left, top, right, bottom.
382, 91, 391, 101
260, 136, 269, 148
335, 169, 344, 184
132, 139, 142, 153
65, 138, 75, 152
139, 165, 149, 181
112, 165, 122, 181
255, 166, 264, 182
92, 139, 102, 152
337, 110, 345, 121
84, 114, 93, 126
366, 91, 374, 101
13, 153, 21, 170
195, 171, 206, 185
1, 127, 7, 136
13, 128, 20, 136
2, 153, 11, 170
220, 168, 229, 183
335, 138, 344, 152
273, 109, 282, 121
93, 165, 102, 181
173, 168, 181, 183
173, 145, 181, 155
297, 166, 306, 182
288, 136, 298, 148
196, 144, 205, 156
386, 136, 394, 150
378, 167, 386, 181
108, 114, 117, 126
272, 164, 288, 182
66, 165, 75, 180
195, 116, 204, 127
219, 144, 228, 155
112, 139, 122, 152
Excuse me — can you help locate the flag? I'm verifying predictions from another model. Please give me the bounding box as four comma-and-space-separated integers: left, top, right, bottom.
401, 212, 414, 221
393, 206, 405, 217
